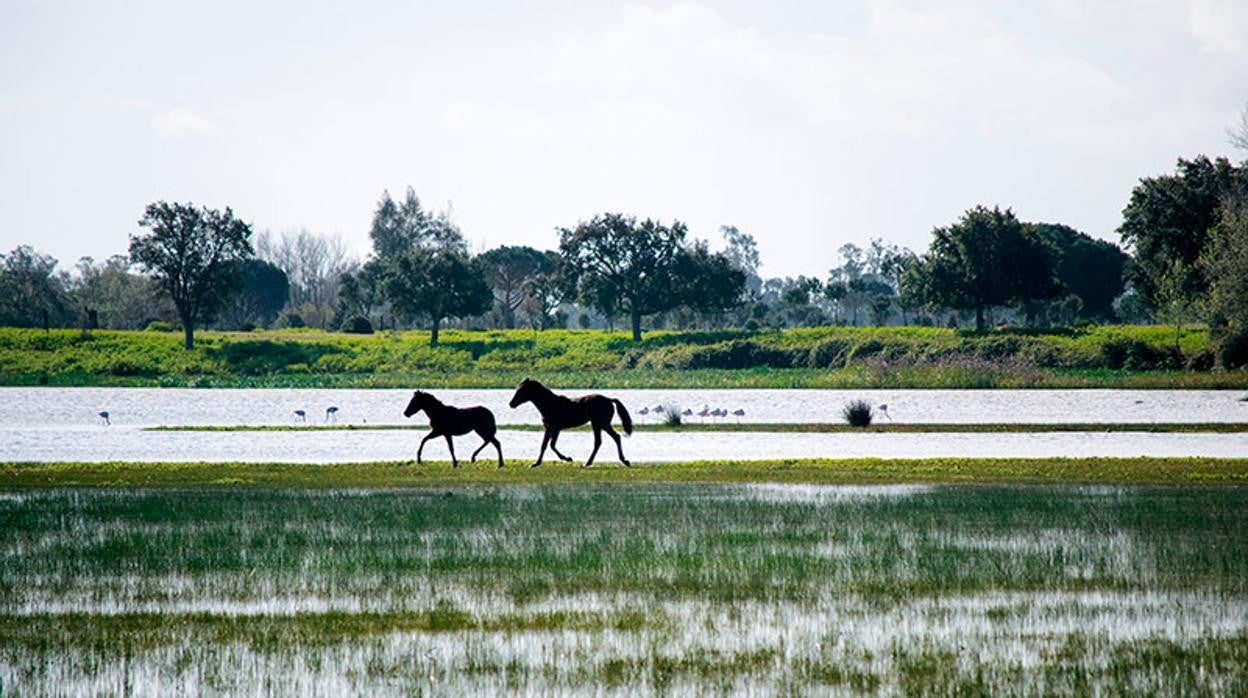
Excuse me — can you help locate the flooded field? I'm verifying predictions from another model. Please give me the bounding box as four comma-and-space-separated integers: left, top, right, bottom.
2, 484, 1245, 694
3, 387, 1247, 462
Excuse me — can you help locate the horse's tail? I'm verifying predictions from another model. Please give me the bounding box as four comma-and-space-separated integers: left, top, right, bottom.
612, 399, 633, 436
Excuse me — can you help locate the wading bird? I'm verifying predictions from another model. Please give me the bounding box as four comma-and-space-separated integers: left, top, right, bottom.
293, 409, 306, 422
878, 404, 891, 420
325, 406, 339, 422
732, 408, 745, 423
98, 411, 110, 426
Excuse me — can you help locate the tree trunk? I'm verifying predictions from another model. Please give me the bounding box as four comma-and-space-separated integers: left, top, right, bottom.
430, 317, 441, 347
182, 315, 195, 350
975, 306, 985, 332
630, 309, 642, 342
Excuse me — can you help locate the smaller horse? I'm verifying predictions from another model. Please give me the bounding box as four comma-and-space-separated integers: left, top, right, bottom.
509, 378, 632, 468
403, 391, 503, 468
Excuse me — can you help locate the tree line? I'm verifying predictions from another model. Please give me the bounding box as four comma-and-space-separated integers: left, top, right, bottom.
3, 141, 1246, 363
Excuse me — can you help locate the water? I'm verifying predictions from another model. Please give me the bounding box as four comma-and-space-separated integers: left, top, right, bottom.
2, 387, 1246, 462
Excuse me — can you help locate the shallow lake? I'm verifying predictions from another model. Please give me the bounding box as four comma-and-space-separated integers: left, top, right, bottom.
2, 387, 1247, 462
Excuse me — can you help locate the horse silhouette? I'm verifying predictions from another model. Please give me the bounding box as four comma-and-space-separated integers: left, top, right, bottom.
403, 390, 503, 468
508, 378, 632, 468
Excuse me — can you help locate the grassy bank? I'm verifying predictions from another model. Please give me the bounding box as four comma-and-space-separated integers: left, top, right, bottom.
3, 325, 1244, 389
3, 485, 1246, 693
146, 421, 1248, 433
4, 457, 1248, 488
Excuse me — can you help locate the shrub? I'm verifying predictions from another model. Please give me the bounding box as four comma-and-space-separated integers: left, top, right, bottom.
1217, 331, 1248, 370
280, 313, 305, 329
145, 321, 174, 332
842, 399, 874, 427
663, 405, 682, 427
1099, 338, 1181, 370
807, 338, 852, 368
342, 316, 374, 335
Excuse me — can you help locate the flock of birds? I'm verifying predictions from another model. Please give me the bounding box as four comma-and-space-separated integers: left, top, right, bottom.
637, 404, 747, 422
294, 406, 339, 422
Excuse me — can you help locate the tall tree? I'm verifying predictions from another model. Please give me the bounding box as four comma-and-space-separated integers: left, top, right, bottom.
1202, 196, 1248, 367
720, 225, 763, 296
221, 259, 290, 329
70, 255, 172, 329
672, 241, 746, 323
478, 245, 554, 328
559, 213, 688, 341
0, 245, 73, 328
256, 229, 353, 327
383, 247, 492, 346
1027, 223, 1129, 322
369, 188, 465, 258
1118, 156, 1246, 309
129, 202, 253, 349
906, 206, 1059, 331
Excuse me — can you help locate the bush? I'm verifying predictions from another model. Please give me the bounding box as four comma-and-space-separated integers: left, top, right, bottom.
145, 321, 174, 332
280, 313, 305, 329
1217, 331, 1248, 370
807, 338, 852, 368
663, 405, 683, 427
842, 399, 874, 427
1100, 338, 1181, 370
342, 316, 374, 335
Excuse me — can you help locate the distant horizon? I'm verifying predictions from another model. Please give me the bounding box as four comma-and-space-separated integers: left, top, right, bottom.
3, 1, 1246, 277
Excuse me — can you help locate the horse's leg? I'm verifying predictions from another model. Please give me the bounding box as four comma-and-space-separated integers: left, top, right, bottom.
417, 431, 438, 464
584, 425, 603, 468
550, 431, 573, 462
604, 424, 630, 467
444, 435, 458, 468
471, 437, 489, 463
532, 429, 553, 468
492, 437, 503, 468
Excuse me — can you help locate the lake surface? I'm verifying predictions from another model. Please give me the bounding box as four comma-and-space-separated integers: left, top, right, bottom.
2, 387, 1246, 462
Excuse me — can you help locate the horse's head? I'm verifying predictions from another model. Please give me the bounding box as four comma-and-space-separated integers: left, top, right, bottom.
509, 378, 536, 409
404, 390, 429, 418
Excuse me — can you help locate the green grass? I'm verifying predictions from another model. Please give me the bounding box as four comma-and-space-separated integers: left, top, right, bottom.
4, 457, 1248, 488
2, 325, 1243, 389
2, 484, 1246, 693
145, 421, 1248, 434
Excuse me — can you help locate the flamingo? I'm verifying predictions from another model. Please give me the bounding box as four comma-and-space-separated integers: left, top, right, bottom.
293, 409, 307, 422
681, 408, 693, 419
639, 406, 650, 422
98, 411, 110, 426
697, 405, 711, 422
653, 405, 665, 413
878, 403, 891, 420
732, 408, 745, 423
712, 408, 727, 421
325, 406, 339, 423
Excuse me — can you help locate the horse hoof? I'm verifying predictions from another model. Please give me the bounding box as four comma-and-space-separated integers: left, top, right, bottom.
623, 461, 631, 467
529, 462, 541, 469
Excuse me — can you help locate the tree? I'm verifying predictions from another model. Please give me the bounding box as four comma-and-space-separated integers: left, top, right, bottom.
70, 255, 172, 329
907, 206, 1059, 331
478, 245, 554, 328
1029, 223, 1129, 322
369, 188, 464, 258
1203, 196, 1248, 367
383, 247, 491, 346
0, 245, 73, 328
128, 202, 253, 349
720, 225, 763, 296
559, 213, 688, 341
1230, 102, 1248, 152
221, 259, 290, 329
671, 241, 746, 323
256, 229, 353, 327
1118, 156, 1246, 309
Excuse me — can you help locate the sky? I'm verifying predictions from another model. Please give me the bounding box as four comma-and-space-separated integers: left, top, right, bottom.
2, 0, 1246, 278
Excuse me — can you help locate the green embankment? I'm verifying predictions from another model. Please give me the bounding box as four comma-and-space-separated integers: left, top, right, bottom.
4, 458, 1247, 488
2, 325, 1243, 389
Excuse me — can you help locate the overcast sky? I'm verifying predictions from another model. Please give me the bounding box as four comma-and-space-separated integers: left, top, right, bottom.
2, 0, 1246, 278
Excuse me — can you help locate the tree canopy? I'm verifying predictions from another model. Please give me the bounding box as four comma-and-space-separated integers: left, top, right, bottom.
478, 245, 555, 329
905, 206, 1059, 331
383, 247, 492, 345
1028, 223, 1129, 322
129, 201, 254, 348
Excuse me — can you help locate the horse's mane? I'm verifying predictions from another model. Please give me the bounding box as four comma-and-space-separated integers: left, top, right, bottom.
415, 390, 445, 407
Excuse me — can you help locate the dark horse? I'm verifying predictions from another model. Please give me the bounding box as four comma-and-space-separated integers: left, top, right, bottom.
508, 378, 632, 468
403, 390, 503, 468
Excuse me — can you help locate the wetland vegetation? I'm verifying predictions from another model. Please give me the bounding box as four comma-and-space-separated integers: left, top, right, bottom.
2, 484, 1245, 694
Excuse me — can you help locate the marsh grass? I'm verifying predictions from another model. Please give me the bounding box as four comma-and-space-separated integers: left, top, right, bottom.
1, 484, 1246, 694
662, 404, 683, 427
